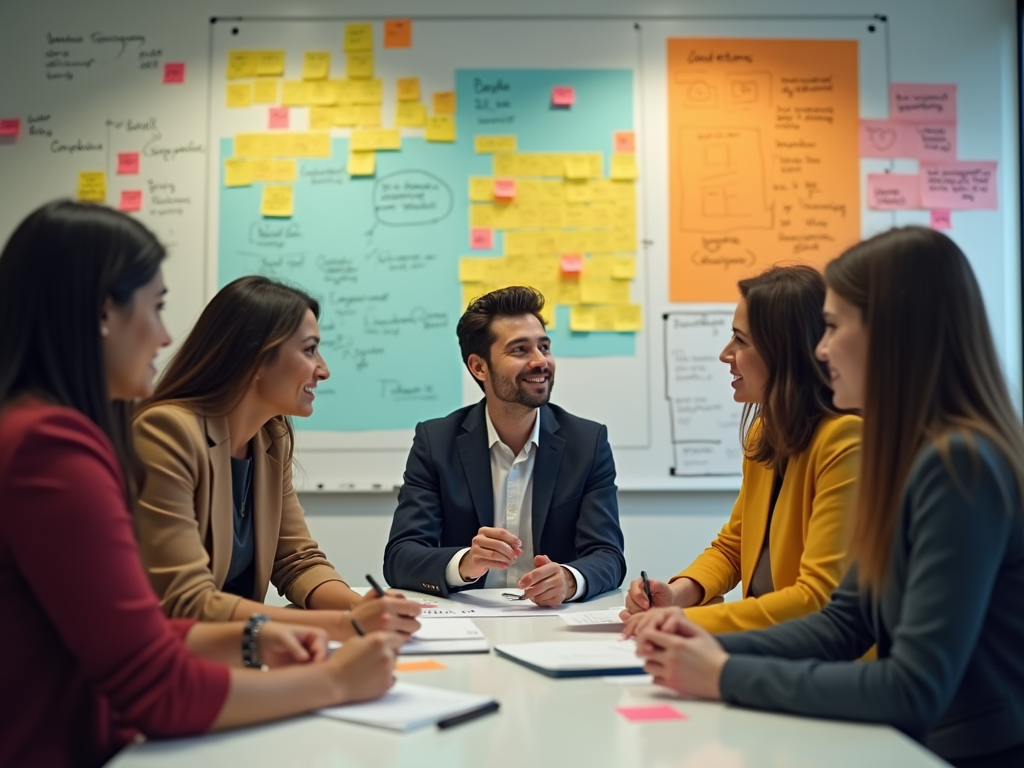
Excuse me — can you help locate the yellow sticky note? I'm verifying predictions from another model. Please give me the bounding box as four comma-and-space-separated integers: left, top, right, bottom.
77, 171, 106, 202
224, 159, 253, 187
355, 104, 382, 127
468, 177, 493, 202
580, 279, 632, 305
459, 258, 489, 282
256, 51, 285, 76
396, 102, 427, 127
288, 132, 332, 158
475, 135, 517, 154
334, 105, 358, 126
397, 77, 420, 102
570, 306, 597, 331
253, 79, 279, 104
347, 51, 374, 80
226, 82, 253, 108
344, 23, 374, 52
268, 159, 297, 182
309, 107, 337, 130
610, 153, 638, 180
352, 79, 383, 105
348, 151, 375, 176
425, 115, 456, 143
462, 282, 488, 309
350, 129, 401, 151
308, 81, 339, 106
564, 155, 592, 180
281, 81, 310, 106
614, 304, 643, 331
226, 50, 257, 79
433, 91, 456, 114
260, 185, 293, 217
563, 180, 592, 203
611, 256, 636, 279
560, 280, 582, 306
303, 52, 331, 80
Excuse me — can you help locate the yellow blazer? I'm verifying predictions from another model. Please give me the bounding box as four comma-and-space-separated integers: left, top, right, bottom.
132, 403, 345, 621
675, 414, 861, 634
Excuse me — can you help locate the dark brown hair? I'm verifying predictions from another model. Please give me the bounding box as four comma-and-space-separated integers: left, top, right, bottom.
456, 286, 546, 391
825, 226, 1024, 592
139, 276, 319, 462
0, 200, 165, 503
738, 265, 841, 471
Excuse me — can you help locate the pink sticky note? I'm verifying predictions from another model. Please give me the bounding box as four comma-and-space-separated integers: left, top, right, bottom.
889, 83, 956, 123
493, 178, 516, 200
616, 705, 687, 723
560, 254, 583, 275
920, 161, 998, 210
118, 190, 142, 212
470, 228, 493, 250
268, 107, 289, 130
860, 120, 957, 162
163, 62, 185, 84
117, 152, 140, 175
867, 173, 921, 210
552, 86, 575, 107
614, 130, 635, 154
0, 118, 21, 137
859, 120, 908, 159
930, 209, 952, 230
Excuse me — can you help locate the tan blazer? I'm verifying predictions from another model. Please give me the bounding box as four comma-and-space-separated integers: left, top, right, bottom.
132, 403, 345, 621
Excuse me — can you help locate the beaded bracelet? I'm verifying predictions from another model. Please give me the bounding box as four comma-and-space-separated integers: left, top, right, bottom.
242, 613, 270, 669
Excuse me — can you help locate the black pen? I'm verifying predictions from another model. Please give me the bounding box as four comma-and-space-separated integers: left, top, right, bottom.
640, 570, 654, 608
365, 573, 386, 597
437, 700, 500, 729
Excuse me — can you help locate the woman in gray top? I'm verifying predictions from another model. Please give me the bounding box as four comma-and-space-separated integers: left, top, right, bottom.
623, 227, 1024, 768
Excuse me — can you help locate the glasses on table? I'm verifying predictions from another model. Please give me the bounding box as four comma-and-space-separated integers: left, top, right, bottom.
501, 592, 530, 601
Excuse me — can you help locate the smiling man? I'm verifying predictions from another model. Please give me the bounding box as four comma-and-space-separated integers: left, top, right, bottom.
383, 286, 626, 605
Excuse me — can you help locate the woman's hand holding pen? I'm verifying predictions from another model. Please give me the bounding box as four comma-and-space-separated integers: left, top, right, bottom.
347, 587, 422, 638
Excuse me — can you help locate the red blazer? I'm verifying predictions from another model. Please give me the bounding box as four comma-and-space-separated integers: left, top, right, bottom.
0, 399, 229, 768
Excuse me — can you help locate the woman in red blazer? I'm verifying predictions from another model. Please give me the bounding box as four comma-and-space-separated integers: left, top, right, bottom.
0, 201, 399, 768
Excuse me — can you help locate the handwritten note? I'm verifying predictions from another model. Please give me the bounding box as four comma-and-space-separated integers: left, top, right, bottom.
433, 91, 456, 115
397, 77, 420, 102
226, 51, 257, 79
610, 153, 638, 180
616, 705, 687, 723
920, 161, 998, 209
859, 119, 956, 161
226, 83, 253, 108
475, 135, 517, 154
493, 178, 516, 200
254, 79, 279, 104
256, 51, 285, 76
260, 185, 294, 218
930, 209, 952, 230
396, 102, 427, 127
77, 171, 106, 202
0, 118, 21, 137
384, 19, 412, 48
560, 254, 583, 275
224, 159, 253, 187
348, 151, 376, 176
552, 86, 575, 106
350, 128, 401, 151
470, 228, 494, 250
425, 115, 456, 142
347, 52, 374, 80
866, 173, 921, 210
344, 23, 374, 52
163, 62, 185, 84
118, 190, 142, 212
267, 107, 289, 130
117, 152, 140, 175
890, 83, 956, 123
614, 130, 635, 153
303, 52, 331, 80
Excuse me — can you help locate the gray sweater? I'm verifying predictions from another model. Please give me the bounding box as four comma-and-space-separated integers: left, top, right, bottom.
718, 433, 1024, 764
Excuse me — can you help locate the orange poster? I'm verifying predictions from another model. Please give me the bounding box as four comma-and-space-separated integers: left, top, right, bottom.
667, 39, 861, 301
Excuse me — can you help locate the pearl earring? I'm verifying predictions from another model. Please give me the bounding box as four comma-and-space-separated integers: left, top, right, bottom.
100, 327, 109, 337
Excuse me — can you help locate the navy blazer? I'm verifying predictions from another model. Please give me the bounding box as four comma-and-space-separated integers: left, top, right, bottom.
383, 401, 626, 599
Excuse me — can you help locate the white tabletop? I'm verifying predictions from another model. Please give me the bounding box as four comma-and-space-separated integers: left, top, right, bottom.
110, 590, 948, 768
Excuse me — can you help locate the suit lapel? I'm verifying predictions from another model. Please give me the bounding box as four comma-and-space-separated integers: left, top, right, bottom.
741, 468, 776, 596
251, 424, 282, 601
457, 401, 494, 528
532, 406, 564, 553
204, 415, 234, 589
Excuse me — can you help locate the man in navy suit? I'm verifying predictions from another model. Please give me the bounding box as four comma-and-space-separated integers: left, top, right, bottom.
383, 286, 626, 606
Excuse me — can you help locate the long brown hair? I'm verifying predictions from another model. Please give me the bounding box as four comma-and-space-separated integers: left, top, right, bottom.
825, 226, 1024, 592
738, 265, 842, 471
0, 201, 165, 504
139, 276, 319, 461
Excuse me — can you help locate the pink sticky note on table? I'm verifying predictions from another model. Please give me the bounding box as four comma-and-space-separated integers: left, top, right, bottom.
889, 83, 956, 123
920, 161, 998, 210
119, 190, 142, 212
560, 254, 583, 275
470, 228, 493, 250
552, 86, 575, 107
163, 62, 185, 84
268, 107, 289, 130
493, 178, 516, 200
930, 209, 952, 230
616, 705, 687, 723
867, 173, 921, 210
117, 152, 140, 175
0, 118, 21, 137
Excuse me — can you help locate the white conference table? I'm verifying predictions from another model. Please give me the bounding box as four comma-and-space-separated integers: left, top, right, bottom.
110, 589, 949, 768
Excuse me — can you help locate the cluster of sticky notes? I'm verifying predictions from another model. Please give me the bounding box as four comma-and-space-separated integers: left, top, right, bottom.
233, 132, 331, 158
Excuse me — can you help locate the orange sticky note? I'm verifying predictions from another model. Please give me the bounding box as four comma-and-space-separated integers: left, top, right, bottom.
396, 659, 447, 672
614, 131, 635, 153
493, 178, 516, 200
163, 62, 185, 84
560, 254, 583, 275
118, 190, 142, 212
116, 152, 139, 175
268, 107, 289, 130
397, 77, 420, 102
0, 118, 21, 136
470, 228, 493, 250
552, 86, 575, 106
433, 91, 456, 115
384, 19, 412, 48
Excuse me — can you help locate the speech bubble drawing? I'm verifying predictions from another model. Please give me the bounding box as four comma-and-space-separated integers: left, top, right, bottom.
373, 170, 453, 226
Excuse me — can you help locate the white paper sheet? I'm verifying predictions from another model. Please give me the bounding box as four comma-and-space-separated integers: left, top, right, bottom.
495, 639, 643, 674
559, 608, 626, 626
318, 682, 496, 731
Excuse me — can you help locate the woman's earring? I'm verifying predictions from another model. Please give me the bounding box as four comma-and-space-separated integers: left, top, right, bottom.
100, 326, 109, 337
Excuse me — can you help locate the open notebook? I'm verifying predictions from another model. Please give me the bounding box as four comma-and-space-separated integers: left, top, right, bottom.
318, 682, 498, 731
494, 639, 644, 678
328, 618, 490, 655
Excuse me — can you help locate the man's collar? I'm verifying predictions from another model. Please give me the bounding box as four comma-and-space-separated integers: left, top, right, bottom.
484, 403, 541, 454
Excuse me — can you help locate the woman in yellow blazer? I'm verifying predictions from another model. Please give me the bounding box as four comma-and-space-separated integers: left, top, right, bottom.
134, 276, 422, 641
622, 265, 860, 634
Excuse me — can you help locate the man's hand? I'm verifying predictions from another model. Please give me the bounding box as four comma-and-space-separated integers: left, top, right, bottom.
517, 555, 574, 607
458, 526, 523, 581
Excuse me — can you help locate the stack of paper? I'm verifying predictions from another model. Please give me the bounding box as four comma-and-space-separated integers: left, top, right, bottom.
559, 608, 626, 627
494, 639, 644, 678
402, 618, 490, 655
319, 682, 497, 731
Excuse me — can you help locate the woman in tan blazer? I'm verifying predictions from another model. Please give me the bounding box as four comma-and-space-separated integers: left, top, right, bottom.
134, 276, 421, 641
